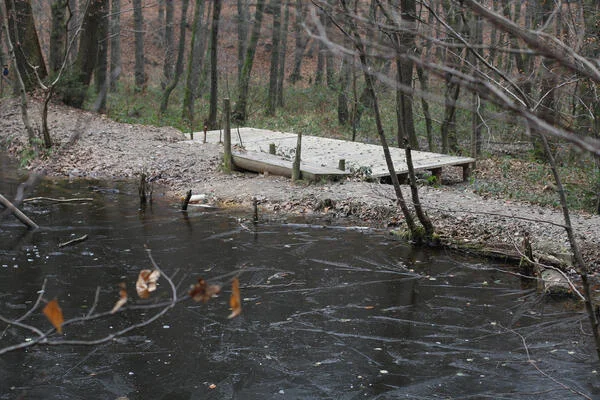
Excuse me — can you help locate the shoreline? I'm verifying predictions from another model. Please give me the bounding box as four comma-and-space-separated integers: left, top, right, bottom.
1, 98, 599, 280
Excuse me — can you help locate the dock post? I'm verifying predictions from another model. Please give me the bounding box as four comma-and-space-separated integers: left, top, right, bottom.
269, 143, 276, 155
223, 98, 233, 173
181, 190, 192, 211
252, 196, 258, 223
292, 132, 302, 181
462, 163, 472, 182
338, 159, 346, 171
430, 167, 442, 185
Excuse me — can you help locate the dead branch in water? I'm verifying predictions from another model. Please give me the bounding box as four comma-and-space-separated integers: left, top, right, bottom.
24, 197, 93, 203
58, 234, 88, 248
0, 194, 38, 230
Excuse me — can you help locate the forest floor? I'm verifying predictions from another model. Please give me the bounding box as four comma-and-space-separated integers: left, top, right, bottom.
1, 98, 600, 286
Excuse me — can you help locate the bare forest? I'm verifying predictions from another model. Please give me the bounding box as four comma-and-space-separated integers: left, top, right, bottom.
2, 0, 600, 394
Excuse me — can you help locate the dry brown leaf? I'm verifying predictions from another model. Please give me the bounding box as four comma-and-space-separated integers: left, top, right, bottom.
189, 278, 221, 303
136, 269, 160, 299
228, 277, 242, 319
43, 298, 64, 333
111, 283, 128, 314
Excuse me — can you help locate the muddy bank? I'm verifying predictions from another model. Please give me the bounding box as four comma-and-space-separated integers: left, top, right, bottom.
1, 99, 599, 279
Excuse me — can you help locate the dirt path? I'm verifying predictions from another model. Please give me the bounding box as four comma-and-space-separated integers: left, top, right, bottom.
1, 99, 599, 276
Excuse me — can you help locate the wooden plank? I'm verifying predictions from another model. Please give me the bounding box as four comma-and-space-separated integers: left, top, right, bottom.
232, 151, 349, 181
198, 128, 475, 183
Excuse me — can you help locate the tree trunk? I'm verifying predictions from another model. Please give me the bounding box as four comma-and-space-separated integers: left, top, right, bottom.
207, 0, 222, 129
266, 0, 281, 116
405, 142, 434, 239
351, 86, 374, 134
469, 14, 483, 159
276, 0, 289, 107
340, 2, 418, 236
337, 56, 350, 125
440, 78, 460, 154
288, 0, 306, 84
160, 0, 190, 115
232, 0, 266, 124
4, 0, 47, 91
94, 0, 109, 110
236, 0, 249, 81
1, 3, 37, 150
49, 0, 67, 73
314, 9, 325, 86
394, 0, 418, 149
66, 0, 77, 63
182, 0, 206, 122
109, 0, 121, 91
416, 65, 434, 152
64, 0, 106, 108
162, 0, 174, 89
133, 0, 145, 91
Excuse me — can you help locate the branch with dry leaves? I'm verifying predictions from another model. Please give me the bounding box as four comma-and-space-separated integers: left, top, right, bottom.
0, 247, 243, 355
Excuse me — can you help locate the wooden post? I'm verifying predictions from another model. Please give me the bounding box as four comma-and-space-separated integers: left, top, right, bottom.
139, 173, 147, 204
292, 132, 302, 181
252, 196, 258, 223
430, 167, 442, 185
338, 159, 346, 171
203, 120, 207, 144
462, 163, 472, 182
181, 189, 192, 211
223, 98, 233, 173
0, 194, 39, 230
269, 143, 276, 155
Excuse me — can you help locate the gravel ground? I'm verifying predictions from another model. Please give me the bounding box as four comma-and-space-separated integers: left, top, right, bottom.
1, 99, 599, 277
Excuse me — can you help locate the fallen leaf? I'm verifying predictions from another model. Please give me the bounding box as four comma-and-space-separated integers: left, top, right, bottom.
111, 283, 128, 314
189, 278, 221, 303
43, 298, 64, 333
228, 277, 242, 319
136, 269, 160, 299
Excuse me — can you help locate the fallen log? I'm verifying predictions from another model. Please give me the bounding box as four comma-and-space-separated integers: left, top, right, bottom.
0, 194, 39, 230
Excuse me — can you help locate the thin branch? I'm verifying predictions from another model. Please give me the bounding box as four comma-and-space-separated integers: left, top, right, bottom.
23, 197, 94, 203
509, 238, 585, 301
85, 286, 102, 318
499, 324, 593, 400
0, 314, 45, 338
58, 234, 89, 248
16, 278, 47, 322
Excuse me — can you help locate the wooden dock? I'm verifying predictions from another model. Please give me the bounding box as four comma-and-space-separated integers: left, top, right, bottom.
194, 128, 474, 183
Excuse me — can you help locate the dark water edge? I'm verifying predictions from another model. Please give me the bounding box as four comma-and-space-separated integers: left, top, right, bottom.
1, 152, 599, 399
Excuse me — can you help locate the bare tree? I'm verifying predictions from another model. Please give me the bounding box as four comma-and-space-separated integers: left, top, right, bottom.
4, 0, 47, 91
132, 0, 145, 92
1, 0, 36, 149
182, 0, 207, 123
162, 0, 174, 89
236, 0, 250, 81
160, 0, 190, 114
289, 0, 308, 84
49, 0, 67, 73
276, 0, 290, 108
232, 0, 266, 124
109, 0, 121, 91
93, 0, 109, 113
207, 0, 222, 129
266, 0, 282, 116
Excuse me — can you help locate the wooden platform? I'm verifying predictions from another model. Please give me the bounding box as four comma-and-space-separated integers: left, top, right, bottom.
193, 128, 475, 183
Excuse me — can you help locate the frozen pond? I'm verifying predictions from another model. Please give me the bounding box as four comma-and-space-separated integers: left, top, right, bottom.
0, 154, 598, 399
